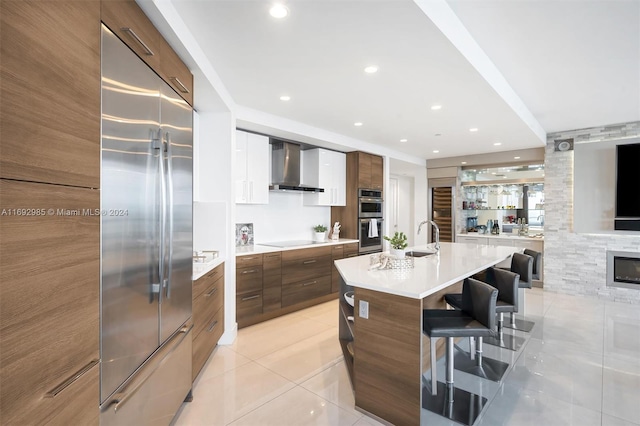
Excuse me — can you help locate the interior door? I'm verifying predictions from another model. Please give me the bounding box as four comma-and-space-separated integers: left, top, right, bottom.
100, 25, 161, 402
159, 82, 193, 343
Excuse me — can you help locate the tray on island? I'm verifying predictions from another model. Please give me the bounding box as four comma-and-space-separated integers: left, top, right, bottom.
369, 253, 414, 270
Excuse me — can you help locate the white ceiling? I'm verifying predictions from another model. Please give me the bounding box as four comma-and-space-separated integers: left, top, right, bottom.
168, 0, 639, 160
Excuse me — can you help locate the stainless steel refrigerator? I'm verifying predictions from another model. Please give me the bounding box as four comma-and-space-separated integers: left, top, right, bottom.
99, 25, 193, 425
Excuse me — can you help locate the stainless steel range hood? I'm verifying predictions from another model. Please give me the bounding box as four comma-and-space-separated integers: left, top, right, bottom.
270, 140, 324, 193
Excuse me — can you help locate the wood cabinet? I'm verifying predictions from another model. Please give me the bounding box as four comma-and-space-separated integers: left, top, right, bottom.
281, 246, 332, 307
303, 148, 347, 206
0, 0, 101, 188
263, 252, 282, 312
357, 152, 383, 190
235, 130, 270, 204
192, 263, 225, 380
0, 180, 99, 425
101, 0, 193, 106
331, 243, 358, 293
236, 255, 264, 323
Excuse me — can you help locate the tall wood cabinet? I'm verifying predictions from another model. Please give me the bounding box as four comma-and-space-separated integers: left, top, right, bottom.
0, 2, 101, 424
0, 0, 195, 424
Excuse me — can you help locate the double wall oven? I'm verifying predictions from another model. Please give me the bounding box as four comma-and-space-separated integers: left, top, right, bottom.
358, 189, 384, 254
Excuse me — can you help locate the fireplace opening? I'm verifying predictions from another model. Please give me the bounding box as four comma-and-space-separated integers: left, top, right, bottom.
607, 251, 640, 290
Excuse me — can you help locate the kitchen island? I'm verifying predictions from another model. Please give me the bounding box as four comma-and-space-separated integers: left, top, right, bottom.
334, 242, 518, 425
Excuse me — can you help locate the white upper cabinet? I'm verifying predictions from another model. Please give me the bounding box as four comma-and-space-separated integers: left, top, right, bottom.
303, 148, 346, 206
235, 130, 269, 204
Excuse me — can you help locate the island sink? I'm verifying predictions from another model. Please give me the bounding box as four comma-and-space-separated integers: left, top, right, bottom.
405, 250, 436, 258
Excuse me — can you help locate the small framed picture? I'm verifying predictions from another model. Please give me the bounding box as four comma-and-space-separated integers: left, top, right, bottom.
235, 223, 254, 246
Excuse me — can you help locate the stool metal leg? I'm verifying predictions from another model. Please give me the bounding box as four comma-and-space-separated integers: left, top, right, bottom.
446, 337, 455, 402
484, 312, 526, 351
430, 337, 438, 396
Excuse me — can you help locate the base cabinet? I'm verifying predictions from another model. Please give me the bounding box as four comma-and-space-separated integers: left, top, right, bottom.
192, 263, 225, 381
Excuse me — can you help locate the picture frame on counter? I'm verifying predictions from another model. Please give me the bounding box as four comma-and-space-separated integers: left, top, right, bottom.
235, 223, 254, 246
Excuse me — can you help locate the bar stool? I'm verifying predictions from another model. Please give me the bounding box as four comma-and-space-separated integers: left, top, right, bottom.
443, 268, 520, 382
502, 252, 535, 332
422, 278, 498, 425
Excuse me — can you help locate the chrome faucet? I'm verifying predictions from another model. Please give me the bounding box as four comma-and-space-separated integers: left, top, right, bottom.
418, 220, 440, 251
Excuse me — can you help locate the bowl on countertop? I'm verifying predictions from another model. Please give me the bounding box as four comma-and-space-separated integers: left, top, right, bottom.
344, 291, 354, 307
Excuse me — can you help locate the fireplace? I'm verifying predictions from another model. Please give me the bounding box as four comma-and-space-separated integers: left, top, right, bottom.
607, 251, 640, 290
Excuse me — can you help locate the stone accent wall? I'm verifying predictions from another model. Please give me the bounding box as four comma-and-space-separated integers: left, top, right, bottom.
545, 121, 640, 303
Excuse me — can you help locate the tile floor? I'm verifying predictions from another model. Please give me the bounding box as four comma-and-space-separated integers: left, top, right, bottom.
173, 289, 640, 426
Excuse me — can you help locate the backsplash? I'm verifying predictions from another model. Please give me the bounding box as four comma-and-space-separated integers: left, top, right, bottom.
544, 121, 640, 303
235, 191, 331, 243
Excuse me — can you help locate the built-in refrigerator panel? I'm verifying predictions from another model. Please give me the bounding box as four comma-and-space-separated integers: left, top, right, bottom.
428, 178, 455, 243
159, 83, 193, 342
100, 26, 162, 402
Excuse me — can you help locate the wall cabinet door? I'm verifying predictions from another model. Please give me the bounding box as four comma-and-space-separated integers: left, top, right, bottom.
371, 155, 383, 190
358, 152, 372, 189
303, 149, 346, 206
235, 130, 269, 204
0, 0, 100, 188
0, 179, 99, 424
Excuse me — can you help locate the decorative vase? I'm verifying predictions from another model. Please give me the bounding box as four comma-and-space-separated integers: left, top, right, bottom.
390, 248, 406, 259
314, 231, 325, 242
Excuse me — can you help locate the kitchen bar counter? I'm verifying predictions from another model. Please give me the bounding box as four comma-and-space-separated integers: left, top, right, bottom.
336, 242, 519, 425
335, 242, 517, 299
236, 238, 359, 256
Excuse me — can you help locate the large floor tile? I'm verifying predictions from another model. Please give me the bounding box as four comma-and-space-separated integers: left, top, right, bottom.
477, 383, 602, 426
229, 386, 361, 426
602, 355, 640, 424
604, 315, 640, 363
194, 345, 252, 385
297, 299, 340, 327
300, 361, 358, 414
174, 362, 295, 426
231, 316, 333, 360
530, 316, 604, 355
601, 413, 640, 426
504, 337, 603, 410
255, 328, 342, 383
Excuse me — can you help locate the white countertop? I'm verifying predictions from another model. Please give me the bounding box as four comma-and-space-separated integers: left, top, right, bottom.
335, 242, 518, 299
236, 239, 359, 256
457, 233, 544, 241
192, 257, 225, 281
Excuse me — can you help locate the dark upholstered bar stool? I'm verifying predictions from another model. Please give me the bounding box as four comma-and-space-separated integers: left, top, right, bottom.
443, 268, 520, 382
422, 278, 498, 425
503, 252, 535, 332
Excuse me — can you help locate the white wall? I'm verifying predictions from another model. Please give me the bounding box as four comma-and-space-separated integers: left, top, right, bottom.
389, 175, 416, 247
235, 192, 331, 243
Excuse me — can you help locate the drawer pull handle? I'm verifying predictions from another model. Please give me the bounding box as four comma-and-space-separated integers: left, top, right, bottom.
121, 27, 154, 56
265, 254, 280, 259
242, 295, 261, 301
242, 256, 257, 261
205, 287, 218, 297
334, 246, 344, 249
303, 260, 317, 265
303, 280, 317, 286
45, 359, 99, 398
241, 269, 257, 274
169, 77, 190, 94
207, 320, 219, 332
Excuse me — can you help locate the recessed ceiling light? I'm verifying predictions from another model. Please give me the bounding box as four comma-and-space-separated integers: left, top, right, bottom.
433, 150, 439, 153
461, 161, 467, 164
493, 142, 502, 146
514, 156, 521, 159
354, 122, 363, 127
400, 139, 407, 142
503, 176, 507, 179
431, 105, 442, 110
364, 66, 378, 74
469, 128, 478, 132
279, 95, 290, 101
435, 133, 442, 137
492, 172, 497, 175
269, 3, 289, 18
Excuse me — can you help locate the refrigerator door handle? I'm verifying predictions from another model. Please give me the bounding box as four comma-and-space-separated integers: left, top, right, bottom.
158, 129, 167, 302
165, 131, 174, 299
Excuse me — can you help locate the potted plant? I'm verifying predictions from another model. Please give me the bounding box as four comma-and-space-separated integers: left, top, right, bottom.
384, 231, 408, 258
313, 224, 328, 242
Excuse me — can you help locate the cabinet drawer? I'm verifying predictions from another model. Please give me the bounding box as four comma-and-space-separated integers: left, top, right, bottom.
282, 254, 331, 285
193, 263, 224, 298
236, 266, 263, 294
263, 252, 282, 276
332, 245, 345, 256
193, 276, 224, 339
236, 254, 263, 267
101, 0, 161, 70
344, 243, 359, 255
282, 246, 332, 262
192, 307, 223, 381
236, 291, 263, 321
263, 275, 282, 312
282, 275, 331, 307
159, 38, 193, 106
0, 180, 99, 424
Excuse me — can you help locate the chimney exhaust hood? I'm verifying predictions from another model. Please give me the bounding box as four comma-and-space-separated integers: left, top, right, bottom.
269, 140, 324, 193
